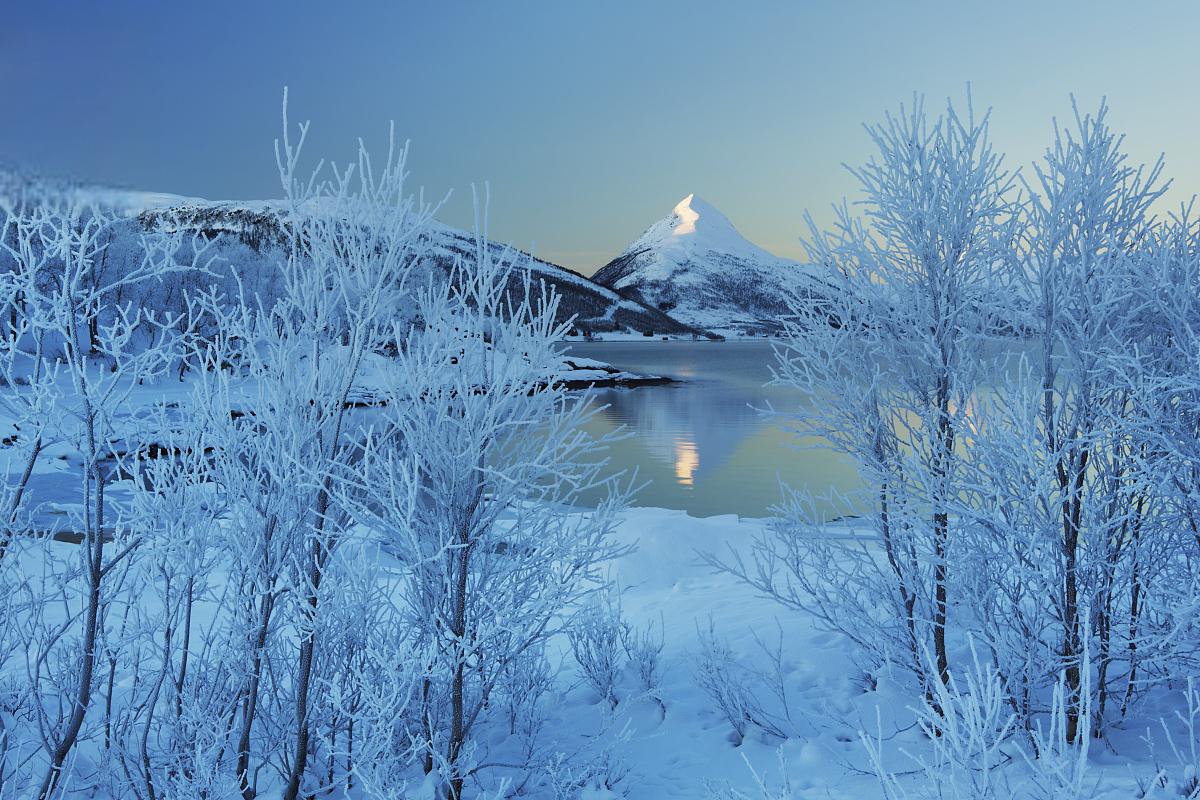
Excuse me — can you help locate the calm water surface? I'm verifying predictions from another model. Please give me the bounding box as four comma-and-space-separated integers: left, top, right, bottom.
564, 340, 861, 518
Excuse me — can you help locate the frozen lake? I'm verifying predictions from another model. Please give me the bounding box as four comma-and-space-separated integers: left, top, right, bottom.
564, 340, 862, 519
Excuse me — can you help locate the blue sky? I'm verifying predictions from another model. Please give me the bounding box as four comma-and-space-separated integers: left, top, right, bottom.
2, 1, 1197, 273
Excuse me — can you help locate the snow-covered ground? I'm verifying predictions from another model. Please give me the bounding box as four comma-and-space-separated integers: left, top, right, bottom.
565, 507, 880, 800
541, 506, 1170, 800
3, 500, 1179, 799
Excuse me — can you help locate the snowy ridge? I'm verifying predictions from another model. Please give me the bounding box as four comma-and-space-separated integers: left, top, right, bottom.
0, 172, 704, 338
422, 220, 696, 333
593, 194, 826, 333
0, 170, 205, 216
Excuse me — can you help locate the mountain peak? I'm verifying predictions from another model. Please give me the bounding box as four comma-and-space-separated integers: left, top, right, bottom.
670, 193, 702, 235
665, 193, 738, 244
592, 192, 818, 334
621, 193, 773, 267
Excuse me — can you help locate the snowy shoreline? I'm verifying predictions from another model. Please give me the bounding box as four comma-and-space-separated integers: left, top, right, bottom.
559, 356, 674, 389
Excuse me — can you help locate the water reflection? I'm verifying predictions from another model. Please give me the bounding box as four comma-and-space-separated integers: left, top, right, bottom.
673, 438, 699, 487
566, 341, 863, 518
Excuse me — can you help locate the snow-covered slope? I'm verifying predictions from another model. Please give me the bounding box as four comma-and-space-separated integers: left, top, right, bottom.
592, 194, 824, 333
140, 201, 706, 337
0, 174, 705, 338
418, 219, 704, 337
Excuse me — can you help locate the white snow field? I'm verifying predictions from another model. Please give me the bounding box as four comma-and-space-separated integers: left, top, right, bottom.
2, 495, 1181, 800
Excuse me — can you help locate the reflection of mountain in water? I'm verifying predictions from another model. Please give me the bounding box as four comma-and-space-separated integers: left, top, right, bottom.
591, 382, 766, 488
565, 340, 861, 517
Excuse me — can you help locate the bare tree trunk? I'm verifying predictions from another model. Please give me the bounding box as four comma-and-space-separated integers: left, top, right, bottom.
346, 716, 355, 793
422, 677, 434, 775
1061, 448, 1089, 744
0, 434, 42, 563
878, 481, 924, 688
326, 724, 337, 788
141, 635, 171, 800
283, 356, 364, 800
447, 539, 471, 800
282, 484, 336, 800
932, 373, 955, 691
446, 484, 483, 800
102, 608, 128, 752
39, 402, 105, 799
237, 518, 278, 800
175, 576, 194, 720
1121, 495, 1146, 719
1094, 477, 1141, 736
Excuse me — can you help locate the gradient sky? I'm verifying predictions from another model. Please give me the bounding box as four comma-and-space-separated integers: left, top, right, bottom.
3, 1, 1198, 273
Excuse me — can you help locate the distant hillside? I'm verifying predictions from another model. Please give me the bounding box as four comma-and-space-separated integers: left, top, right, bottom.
1, 175, 707, 339
421, 221, 705, 337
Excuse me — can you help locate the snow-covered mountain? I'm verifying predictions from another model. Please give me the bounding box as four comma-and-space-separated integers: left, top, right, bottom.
592, 194, 821, 333
419, 220, 703, 337
0, 174, 704, 338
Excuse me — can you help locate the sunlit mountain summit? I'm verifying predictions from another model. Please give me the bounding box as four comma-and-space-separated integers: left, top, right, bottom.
592, 193, 825, 334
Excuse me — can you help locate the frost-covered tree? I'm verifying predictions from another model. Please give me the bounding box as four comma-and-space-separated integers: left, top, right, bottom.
0, 90, 633, 800
0, 196, 213, 797
185, 91, 435, 800
1081, 209, 1200, 722
711, 94, 1018, 699
342, 215, 631, 799
957, 101, 1169, 741
1019, 100, 1164, 741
